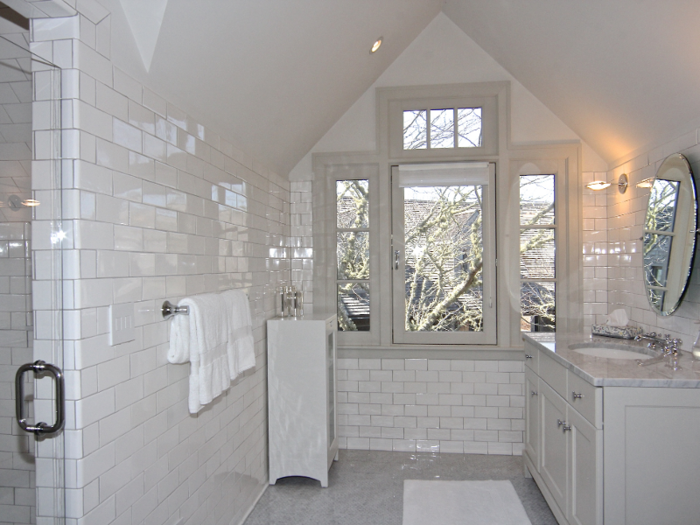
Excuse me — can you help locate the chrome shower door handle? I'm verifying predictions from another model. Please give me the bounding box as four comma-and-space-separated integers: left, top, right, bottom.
15, 360, 65, 435
394, 250, 400, 270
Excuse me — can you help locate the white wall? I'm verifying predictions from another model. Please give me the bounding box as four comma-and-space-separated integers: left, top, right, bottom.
31, 2, 289, 523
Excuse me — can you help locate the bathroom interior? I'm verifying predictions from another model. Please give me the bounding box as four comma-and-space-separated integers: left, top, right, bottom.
1, 1, 700, 524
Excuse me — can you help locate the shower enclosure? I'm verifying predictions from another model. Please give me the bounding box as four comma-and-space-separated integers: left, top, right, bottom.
0, 13, 66, 525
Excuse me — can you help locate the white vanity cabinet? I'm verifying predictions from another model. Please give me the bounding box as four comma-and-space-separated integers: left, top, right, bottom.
524, 342, 603, 525
267, 314, 338, 488
524, 336, 700, 525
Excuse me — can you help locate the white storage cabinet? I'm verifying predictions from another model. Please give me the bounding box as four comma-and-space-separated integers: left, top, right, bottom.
524, 338, 700, 525
267, 313, 338, 487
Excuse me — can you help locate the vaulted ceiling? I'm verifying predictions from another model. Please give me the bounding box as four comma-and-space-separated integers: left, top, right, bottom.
99, 0, 700, 174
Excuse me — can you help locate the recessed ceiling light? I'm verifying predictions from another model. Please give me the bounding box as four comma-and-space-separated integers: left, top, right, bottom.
370, 37, 383, 54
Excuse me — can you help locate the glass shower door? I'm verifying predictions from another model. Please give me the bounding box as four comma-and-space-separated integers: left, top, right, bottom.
0, 31, 65, 524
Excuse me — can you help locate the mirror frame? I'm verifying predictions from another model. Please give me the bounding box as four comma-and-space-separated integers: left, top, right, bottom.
642, 153, 697, 316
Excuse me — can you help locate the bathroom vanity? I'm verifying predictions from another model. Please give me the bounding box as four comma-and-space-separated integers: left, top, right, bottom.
267, 313, 338, 488
523, 333, 700, 525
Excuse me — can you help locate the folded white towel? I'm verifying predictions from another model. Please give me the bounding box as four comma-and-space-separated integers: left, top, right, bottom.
222, 289, 256, 379
168, 293, 232, 414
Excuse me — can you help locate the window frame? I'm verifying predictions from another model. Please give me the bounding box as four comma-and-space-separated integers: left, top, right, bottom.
312, 84, 582, 355
383, 82, 503, 162
391, 163, 498, 345
312, 157, 382, 346
509, 150, 582, 340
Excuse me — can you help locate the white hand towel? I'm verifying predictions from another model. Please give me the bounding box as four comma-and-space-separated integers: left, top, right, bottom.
167, 293, 232, 414
222, 289, 256, 379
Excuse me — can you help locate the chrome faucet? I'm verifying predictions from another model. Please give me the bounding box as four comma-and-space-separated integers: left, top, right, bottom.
635, 332, 683, 369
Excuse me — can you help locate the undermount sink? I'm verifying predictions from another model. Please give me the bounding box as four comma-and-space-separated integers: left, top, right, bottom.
569, 344, 653, 360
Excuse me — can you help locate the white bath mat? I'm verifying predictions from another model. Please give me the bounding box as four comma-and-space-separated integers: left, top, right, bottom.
402, 480, 532, 525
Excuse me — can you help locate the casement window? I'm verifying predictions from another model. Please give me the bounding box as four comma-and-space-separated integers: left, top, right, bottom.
391, 163, 496, 344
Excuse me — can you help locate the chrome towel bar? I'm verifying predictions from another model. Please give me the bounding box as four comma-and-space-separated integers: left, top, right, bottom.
163, 292, 250, 320
162, 300, 189, 320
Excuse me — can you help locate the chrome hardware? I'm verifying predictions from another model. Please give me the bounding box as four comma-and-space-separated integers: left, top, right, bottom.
531, 390, 538, 397
562, 424, 572, 432
394, 250, 400, 270
162, 300, 189, 320
636, 332, 683, 369
15, 360, 64, 435
572, 392, 584, 400
667, 348, 682, 371
557, 419, 564, 427
525, 354, 533, 359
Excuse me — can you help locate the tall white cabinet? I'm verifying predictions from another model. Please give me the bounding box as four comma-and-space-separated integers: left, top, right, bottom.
267, 313, 338, 488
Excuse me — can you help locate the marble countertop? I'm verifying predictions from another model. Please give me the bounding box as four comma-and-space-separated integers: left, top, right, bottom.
523, 332, 700, 388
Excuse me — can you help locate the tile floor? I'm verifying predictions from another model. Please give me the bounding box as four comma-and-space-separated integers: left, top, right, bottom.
244, 450, 557, 524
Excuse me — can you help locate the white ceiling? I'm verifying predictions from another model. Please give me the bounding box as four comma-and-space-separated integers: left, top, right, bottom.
443, 0, 700, 167
102, 0, 443, 174
101, 0, 700, 174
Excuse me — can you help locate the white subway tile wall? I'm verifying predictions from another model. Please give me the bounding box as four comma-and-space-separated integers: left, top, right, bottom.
336, 358, 525, 455
31, 5, 289, 524
289, 180, 313, 307
582, 171, 609, 328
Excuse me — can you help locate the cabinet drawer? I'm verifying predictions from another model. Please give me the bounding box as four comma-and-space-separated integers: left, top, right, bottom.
524, 344, 539, 373
539, 350, 567, 399
568, 372, 602, 428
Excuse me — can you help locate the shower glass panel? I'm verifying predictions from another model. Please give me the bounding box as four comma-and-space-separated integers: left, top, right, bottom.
0, 30, 65, 525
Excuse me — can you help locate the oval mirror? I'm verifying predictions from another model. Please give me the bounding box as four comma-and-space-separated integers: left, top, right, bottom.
642, 153, 697, 315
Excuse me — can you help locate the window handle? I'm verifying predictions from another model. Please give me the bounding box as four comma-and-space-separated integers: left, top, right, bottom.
394, 250, 400, 270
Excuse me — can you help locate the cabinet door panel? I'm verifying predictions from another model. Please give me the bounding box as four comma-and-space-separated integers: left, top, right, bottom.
605, 387, 700, 525
524, 367, 539, 469
539, 380, 568, 515
568, 408, 602, 525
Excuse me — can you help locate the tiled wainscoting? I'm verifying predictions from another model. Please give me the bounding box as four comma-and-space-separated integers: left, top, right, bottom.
336, 358, 525, 455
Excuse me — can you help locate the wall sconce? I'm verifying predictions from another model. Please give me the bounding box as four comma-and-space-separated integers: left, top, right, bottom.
585, 173, 628, 194
636, 177, 654, 189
